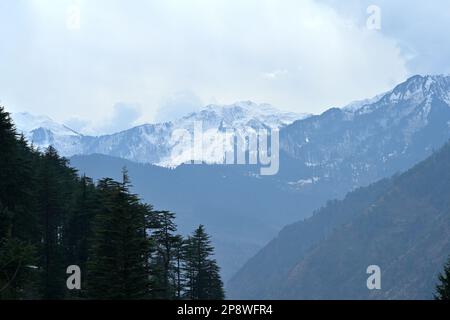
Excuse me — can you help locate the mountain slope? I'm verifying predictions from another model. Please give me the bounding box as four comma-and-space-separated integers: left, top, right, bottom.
279, 75, 450, 194
12, 112, 84, 155
226, 177, 393, 298
13, 101, 307, 166
228, 140, 450, 299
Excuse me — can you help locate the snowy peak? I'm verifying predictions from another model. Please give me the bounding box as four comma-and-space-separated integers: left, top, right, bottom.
12, 112, 82, 149
180, 101, 307, 129
13, 112, 81, 137
156, 101, 307, 166
342, 93, 387, 113
12, 74, 449, 169
12, 112, 84, 155
341, 75, 450, 117
281, 74, 450, 192
10, 101, 307, 166
384, 75, 450, 105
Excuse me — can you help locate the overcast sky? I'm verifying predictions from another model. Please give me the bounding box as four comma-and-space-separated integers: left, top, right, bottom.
0, 0, 449, 134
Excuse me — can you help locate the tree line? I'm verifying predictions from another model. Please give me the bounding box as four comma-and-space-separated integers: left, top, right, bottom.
0, 106, 224, 300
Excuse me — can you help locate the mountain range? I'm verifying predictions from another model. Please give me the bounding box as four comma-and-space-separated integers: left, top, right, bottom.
276, 75, 450, 198
13, 101, 307, 167
10, 74, 450, 290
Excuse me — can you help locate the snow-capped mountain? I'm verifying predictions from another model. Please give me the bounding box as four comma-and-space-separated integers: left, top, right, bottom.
61, 75, 450, 284
157, 101, 307, 166
13, 101, 308, 166
280, 74, 450, 193
183, 101, 303, 129
12, 112, 85, 155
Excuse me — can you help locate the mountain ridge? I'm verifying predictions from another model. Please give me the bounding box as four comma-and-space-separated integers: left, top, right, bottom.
12, 101, 308, 167
228, 140, 450, 299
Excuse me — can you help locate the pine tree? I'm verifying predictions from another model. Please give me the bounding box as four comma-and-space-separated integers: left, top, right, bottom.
172, 235, 184, 299
183, 225, 225, 300
203, 260, 225, 300
435, 257, 450, 300
149, 210, 182, 299
0, 238, 36, 299
87, 171, 152, 299
0, 107, 38, 299
36, 146, 77, 299
65, 175, 98, 298
182, 236, 195, 300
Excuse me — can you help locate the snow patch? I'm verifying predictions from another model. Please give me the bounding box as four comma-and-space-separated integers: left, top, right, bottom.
288, 177, 320, 187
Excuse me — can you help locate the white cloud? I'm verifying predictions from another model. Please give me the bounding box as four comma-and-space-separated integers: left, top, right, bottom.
155, 91, 203, 123
0, 0, 416, 132
65, 102, 142, 135
319, 0, 450, 75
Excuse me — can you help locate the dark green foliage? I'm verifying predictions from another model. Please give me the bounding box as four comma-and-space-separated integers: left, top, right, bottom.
0, 106, 38, 299
37, 146, 78, 299
87, 173, 152, 299
148, 210, 181, 299
64, 175, 98, 298
0, 106, 224, 300
183, 225, 225, 300
435, 258, 450, 300
0, 238, 36, 299
172, 235, 185, 299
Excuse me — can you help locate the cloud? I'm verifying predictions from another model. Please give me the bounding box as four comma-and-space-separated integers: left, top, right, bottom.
155, 91, 203, 123
64, 117, 90, 133
105, 103, 142, 133
318, 0, 450, 75
3, 0, 447, 130
65, 102, 142, 135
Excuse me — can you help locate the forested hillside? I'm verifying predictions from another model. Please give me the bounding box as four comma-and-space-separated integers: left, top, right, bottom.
229, 140, 450, 299
0, 106, 224, 300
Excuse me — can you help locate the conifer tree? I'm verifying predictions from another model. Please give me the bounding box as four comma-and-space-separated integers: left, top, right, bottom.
203, 260, 225, 300
172, 235, 185, 299
149, 210, 181, 299
183, 225, 225, 300
65, 175, 98, 298
435, 257, 450, 300
87, 172, 152, 299
36, 146, 77, 299
0, 107, 37, 299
